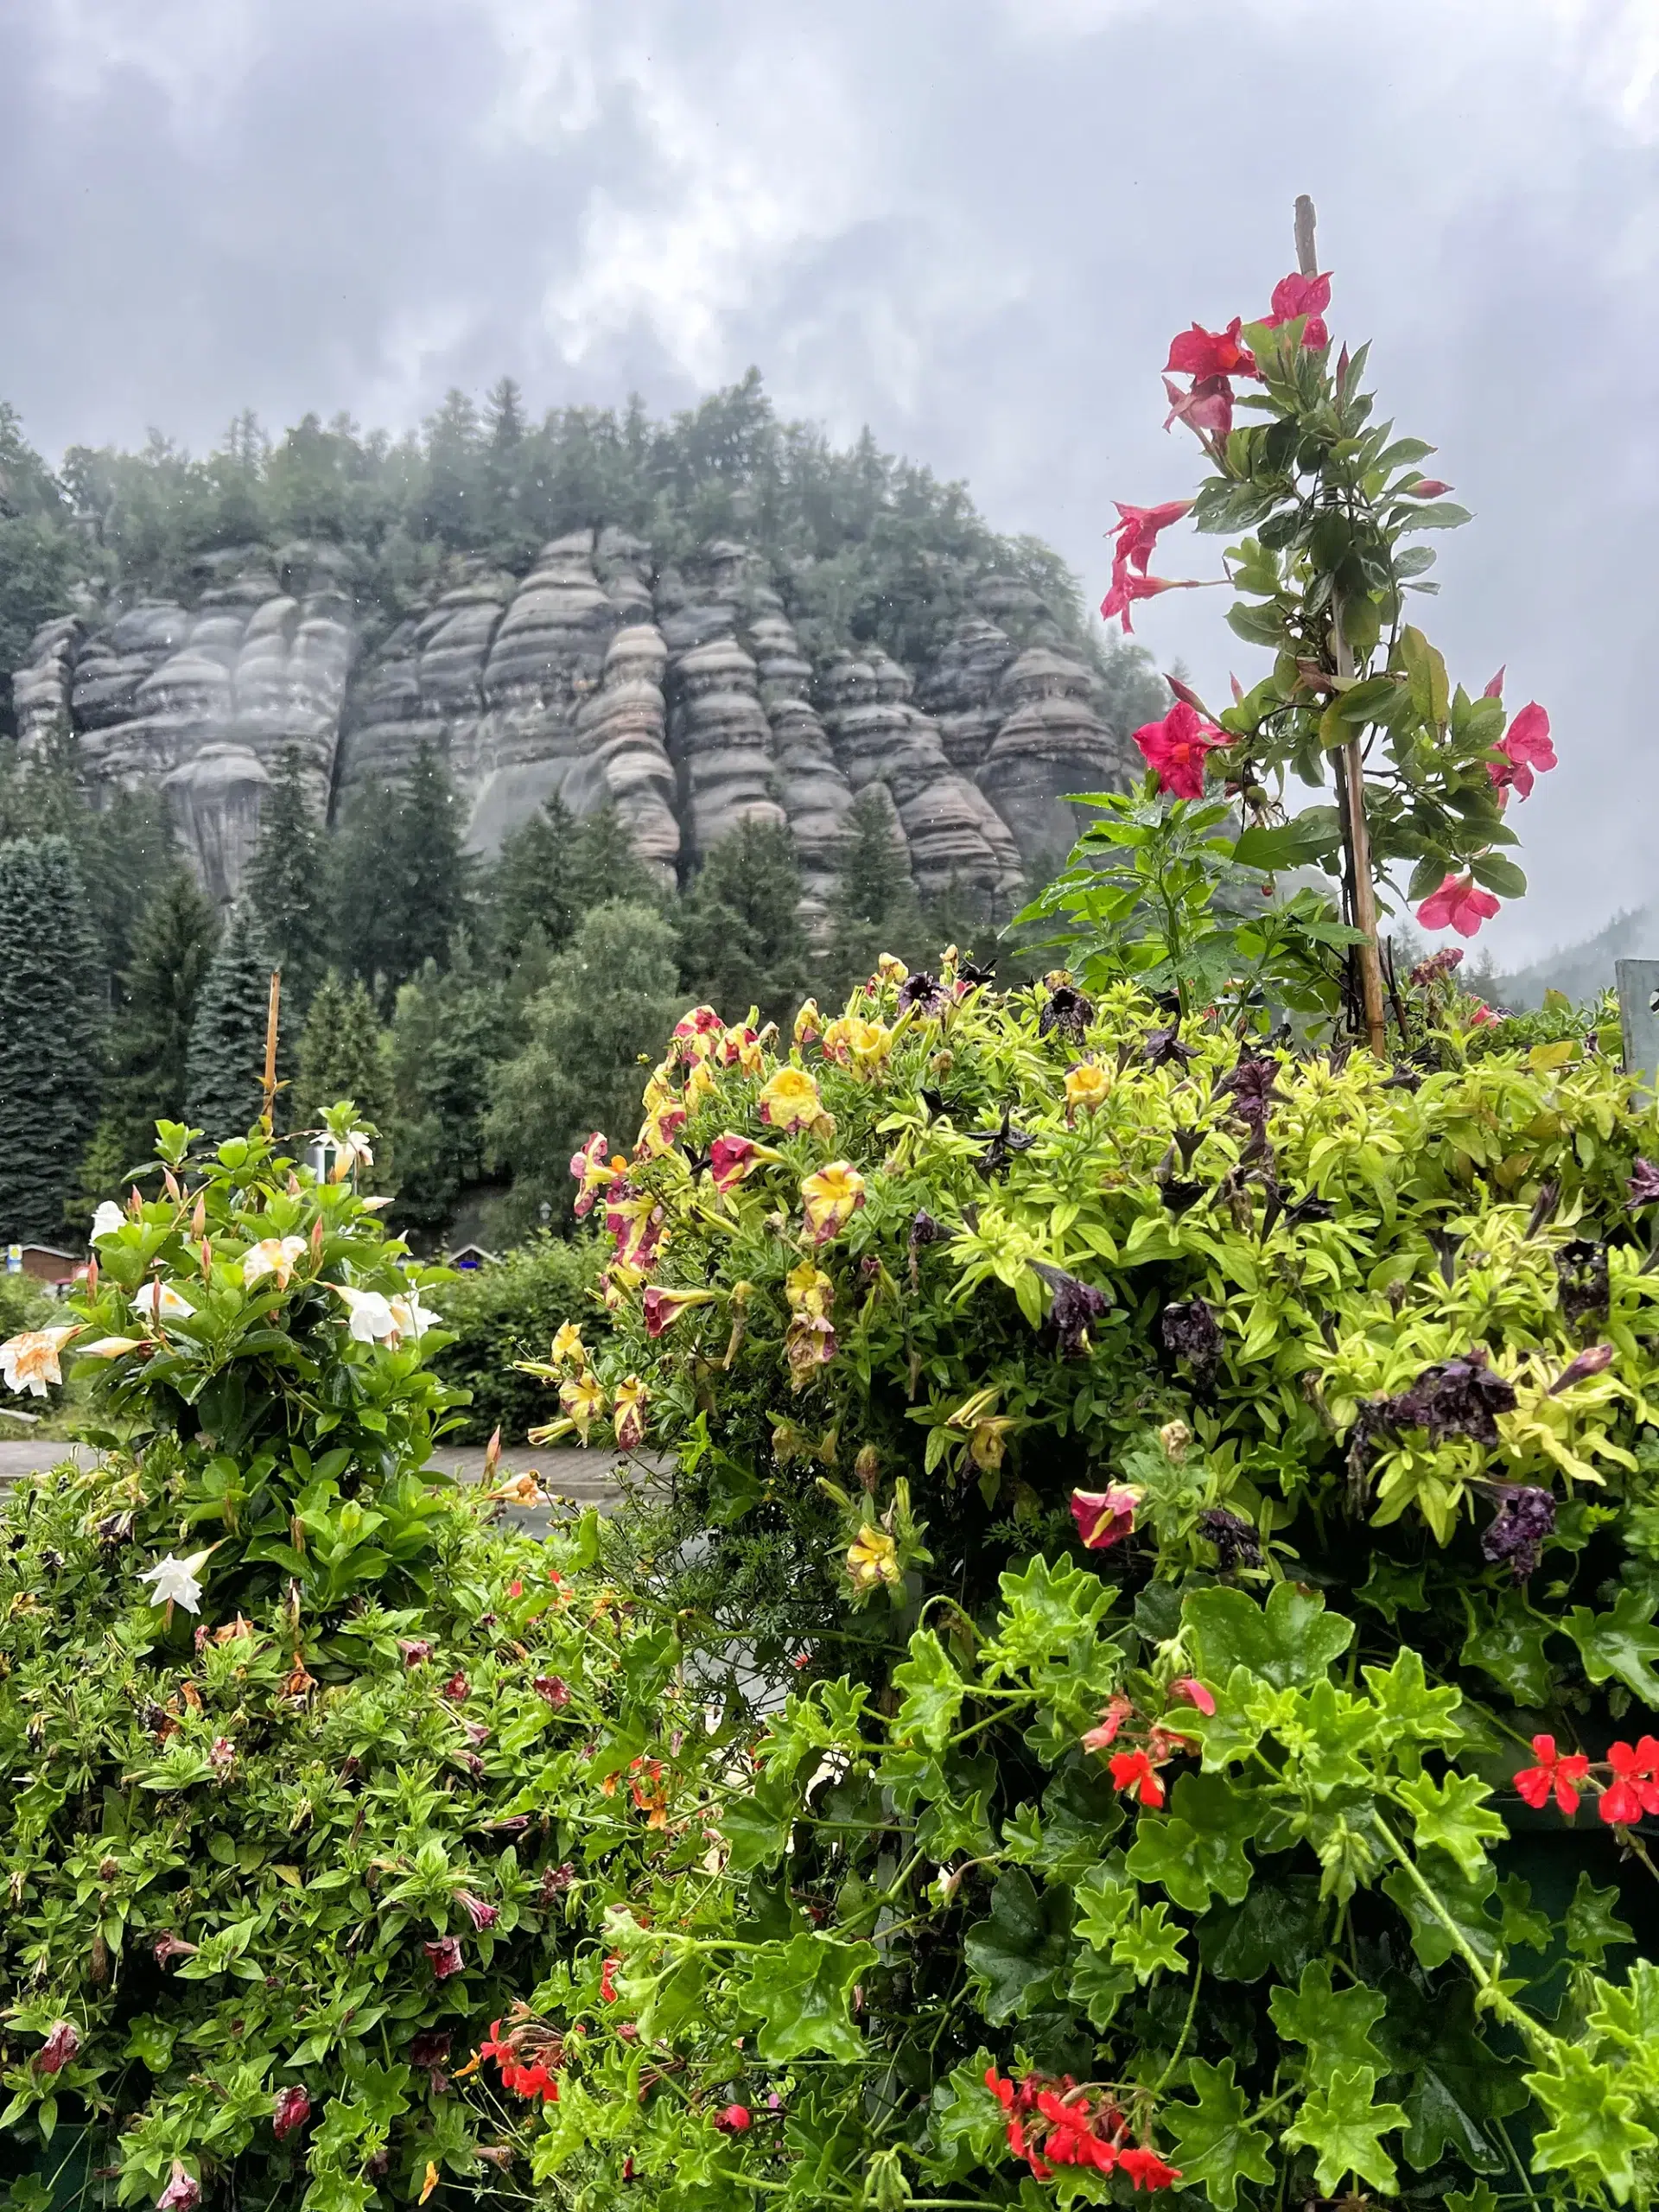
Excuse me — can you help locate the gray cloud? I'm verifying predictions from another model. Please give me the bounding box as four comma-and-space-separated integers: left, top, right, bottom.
2, 0, 1654, 963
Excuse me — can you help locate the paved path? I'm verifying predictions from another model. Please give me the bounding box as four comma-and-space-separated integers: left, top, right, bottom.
0, 1435, 654, 1511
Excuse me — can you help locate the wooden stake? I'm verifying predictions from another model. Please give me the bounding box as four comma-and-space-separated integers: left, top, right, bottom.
260, 969, 282, 1133
1296, 194, 1389, 1058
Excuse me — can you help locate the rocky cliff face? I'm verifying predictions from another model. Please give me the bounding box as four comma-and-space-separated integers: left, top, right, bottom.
11, 531, 1137, 915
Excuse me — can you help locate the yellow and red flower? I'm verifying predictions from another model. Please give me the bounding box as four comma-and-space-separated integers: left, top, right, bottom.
757, 1064, 823, 1133
612, 1375, 648, 1451
801, 1162, 866, 1244
1064, 1060, 1109, 1116
642, 1286, 717, 1339
846, 1525, 900, 1595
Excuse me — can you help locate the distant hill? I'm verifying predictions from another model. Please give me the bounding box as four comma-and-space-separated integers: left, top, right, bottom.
1491, 905, 1655, 1010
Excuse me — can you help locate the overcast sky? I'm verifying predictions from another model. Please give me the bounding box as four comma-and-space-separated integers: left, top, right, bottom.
2, 0, 1655, 964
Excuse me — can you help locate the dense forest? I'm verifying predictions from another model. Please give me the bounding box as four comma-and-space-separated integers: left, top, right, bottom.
0, 376, 1161, 1249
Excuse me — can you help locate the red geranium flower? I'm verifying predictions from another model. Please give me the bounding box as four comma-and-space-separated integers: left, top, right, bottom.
1262, 270, 1332, 349
1119, 2146, 1184, 2191
600, 1955, 621, 2003
1514, 1733, 1590, 1815
1601, 1738, 1659, 1826
1415, 873, 1500, 938
1109, 1749, 1166, 1808
1132, 702, 1230, 800
1168, 1676, 1217, 1716
1165, 318, 1257, 379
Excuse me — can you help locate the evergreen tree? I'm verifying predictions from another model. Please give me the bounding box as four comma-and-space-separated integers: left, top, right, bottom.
677, 818, 810, 1025
490, 793, 580, 966
387, 950, 503, 1236
0, 834, 105, 1240
330, 740, 474, 1001
568, 804, 659, 915
185, 905, 272, 1143
487, 899, 683, 1230
822, 789, 925, 1001
245, 746, 329, 1011
294, 972, 389, 1131
90, 871, 219, 1181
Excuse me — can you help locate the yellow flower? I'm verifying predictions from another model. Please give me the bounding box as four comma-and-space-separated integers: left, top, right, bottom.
785, 1262, 836, 1319
875, 953, 907, 983
1065, 1060, 1110, 1115
820, 1017, 855, 1065
793, 999, 823, 1046
241, 1236, 308, 1288
721, 1024, 765, 1076
0, 1326, 79, 1397
559, 1370, 608, 1440
419, 2161, 441, 2205
846, 1525, 900, 1593
847, 1019, 893, 1078
550, 1321, 587, 1366
802, 1162, 867, 1243
684, 1059, 718, 1109
612, 1375, 648, 1451
757, 1064, 823, 1133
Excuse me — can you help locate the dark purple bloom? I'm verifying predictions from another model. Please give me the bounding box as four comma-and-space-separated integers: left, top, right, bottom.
1427, 1229, 1465, 1287
957, 957, 995, 988
1217, 1053, 1286, 1132
1160, 1179, 1205, 1216
95, 1510, 135, 1545
1524, 1182, 1560, 1240
909, 1209, 946, 1255
410, 2029, 452, 2093
1039, 982, 1095, 1042
1160, 1296, 1223, 1389
1198, 1507, 1262, 1569
1143, 1026, 1196, 1070
972, 1108, 1037, 1181
1550, 1344, 1615, 1395
898, 970, 948, 1018
539, 1863, 577, 1905
1389, 1351, 1517, 1447
1033, 1263, 1112, 1357
152, 1932, 197, 1968
1481, 1485, 1556, 1580
1281, 1192, 1335, 1229
1630, 1159, 1659, 1212
534, 1676, 570, 1709
1556, 1240, 1610, 1328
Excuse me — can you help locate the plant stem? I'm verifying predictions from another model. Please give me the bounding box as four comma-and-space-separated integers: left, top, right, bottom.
1296, 194, 1387, 1059
1152, 1965, 1202, 2092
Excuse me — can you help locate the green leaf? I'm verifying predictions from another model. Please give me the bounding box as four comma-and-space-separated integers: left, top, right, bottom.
721, 1773, 798, 1872
1124, 1772, 1258, 1911
1268, 1960, 1386, 2075
1281, 2066, 1407, 2195
1198, 1870, 1325, 1983
1395, 1772, 1508, 1881
925, 2052, 1007, 2181
1448, 2186, 1499, 2212
1033, 1764, 1125, 1879
1459, 1592, 1555, 1706
1357, 1643, 1465, 1748
1589, 1959, 1659, 2048
1565, 1587, 1659, 1706
892, 1629, 965, 1752
733, 1934, 876, 2063
1165, 2059, 1274, 2212
1067, 1948, 1135, 2031
1565, 1869, 1635, 1965
1398, 500, 1472, 531
1113, 1903, 1187, 1983
1399, 625, 1449, 727
963, 1871, 1075, 2023
984, 1556, 1116, 1675
1469, 851, 1527, 899
1381, 1857, 1502, 1974
1184, 1581, 1352, 1691
1525, 2045, 1656, 2201
1372, 1973, 1527, 2172
1230, 816, 1338, 873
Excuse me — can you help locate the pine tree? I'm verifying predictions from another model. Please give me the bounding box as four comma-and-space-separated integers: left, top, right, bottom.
0, 835, 105, 1240
330, 740, 474, 1001
387, 950, 503, 1235
821, 789, 925, 1001
185, 905, 273, 1143
568, 804, 658, 915
294, 972, 389, 1131
245, 746, 329, 1011
92, 871, 219, 1179
487, 899, 683, 1230
678, 818, 810, 1026
490, 793, 580, 965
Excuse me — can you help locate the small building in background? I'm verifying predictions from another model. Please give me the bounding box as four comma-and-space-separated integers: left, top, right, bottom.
5, 1245, 81, 1292
445, 1243, 499, 1273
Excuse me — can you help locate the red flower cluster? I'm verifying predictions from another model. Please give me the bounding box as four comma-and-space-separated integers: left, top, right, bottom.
1083, 1680, 1211, 1808
1515, 1732, 1659, 1824
480, 2018, 562, 2102
1131, 702, 1230, 799
987, 2070, 1179, 2188
1099, 499, 1201, 635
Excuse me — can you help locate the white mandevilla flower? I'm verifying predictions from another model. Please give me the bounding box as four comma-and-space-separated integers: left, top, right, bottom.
91, 1200, 127, 1243
0, 1327, 79, 1397
331, 1283, 399, 1342
82, 1336, 145, 1359
330, 1129, 374, 1181
389, 1291, 440, 1342
131, 1281, 197, 1323
137, 1548, 215, 1614
241, 1236, 308, 1289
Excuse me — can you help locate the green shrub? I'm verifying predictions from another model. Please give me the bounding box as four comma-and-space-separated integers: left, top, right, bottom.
427, 1237, 607, 1444
0, 1112, 677, 2212
0, 1272, 53, 1341
471, 967, 1659, 2210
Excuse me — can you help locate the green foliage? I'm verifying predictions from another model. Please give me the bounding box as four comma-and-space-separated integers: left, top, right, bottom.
87, 871, 220, 1191
821, 789, 924, 1001
296, 974, 390, 1137
0, 1113, 687, 2212
677, 819, 811, 1029
245, 747, 331, 1013
330, 742, 474, 1003
184, 905, 273, 1145
450, 965, 1659, 2209
385, 953, 504, 1237
426, 1237, 607, 1444
0, 833, 105, 1240
486, 900, 685, 1230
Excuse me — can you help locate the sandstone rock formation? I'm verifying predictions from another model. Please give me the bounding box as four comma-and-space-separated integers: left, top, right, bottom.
12, 535, 1138, 914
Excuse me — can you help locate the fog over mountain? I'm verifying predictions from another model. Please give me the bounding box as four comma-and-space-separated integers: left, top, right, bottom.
3, 0, 1656, 969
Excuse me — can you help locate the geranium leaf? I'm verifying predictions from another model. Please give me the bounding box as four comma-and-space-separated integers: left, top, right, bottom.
963, 1871, 1075, 2023
734, 1934, 875, 2063
1198, 1871, 1325, 1983
1565, 1870, 1635, 1966
1381, 1857, 1503, 1973
892, 1630, 964, 1752
721, 1774, 798, 1873
1268, 1960, 1386, 2073
1395, 1772, 1507, 1880
1183, 1582, 1351, 1690
1111, 1902, 1187, 1982
1564, 1589, 1659, 1707
1459, 1592, 1555, 1706
924, 2052, 1007, 2181
1371, 1973, 1527, 2171
1124, 1772, 1259, 1910
1525, 2046, 1656, 2200
1281, 2065, 1407, 2194
1165, 2057, 1274, 2212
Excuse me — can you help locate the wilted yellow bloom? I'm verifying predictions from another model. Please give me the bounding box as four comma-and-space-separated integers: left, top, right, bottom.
721, 1024, 765, 1076
612, 1374, 648, 1451
793, 999, 823, 1046
875, 954, 907, 982
786, 1262, 836, 1318
684, 1059, 718, 1110
550, 1320, 587, 1366
1065, 1061, 1109, 1115
0, 1326, 79, 1397
847, 1020, 893, 1077
801, 1162, 867, 1243
1159, 1420, 1192, 1463
757, 1064, 823, 1133
559, 1370, 608, 1440
846, 1525, 901, 1593
241, 1236, 308, 1289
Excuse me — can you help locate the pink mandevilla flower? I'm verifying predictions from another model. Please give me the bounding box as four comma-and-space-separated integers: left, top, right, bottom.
1099, 572, 1206, 637
1262, 270, 1332, 348
1132, 702, 1230, 801
1489, 702, 1556, 800
1109, 499, 1193, 580
1415, 874, 1500, 938
1162, 373, 1235, 443
1164, 319, 1257, 379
